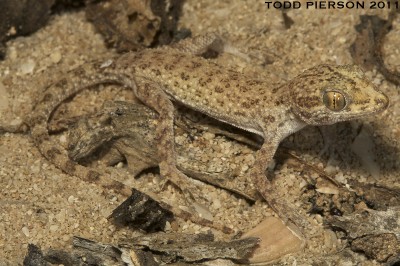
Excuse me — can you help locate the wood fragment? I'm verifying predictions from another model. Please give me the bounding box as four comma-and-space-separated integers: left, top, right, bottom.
0, 0, 55, 59
348, 180, 400, 210
122, 232, 259, 263
326, 207, 400, 262
23, 244, 49, 266
109, 188, 174, 233
351, 11, 400, 85
86, 0, 184, 52
24, 235, 258, 265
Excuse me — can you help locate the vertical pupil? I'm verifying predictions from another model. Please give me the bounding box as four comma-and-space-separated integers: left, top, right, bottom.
323, 91, 345, 111
332, 92, 336, 108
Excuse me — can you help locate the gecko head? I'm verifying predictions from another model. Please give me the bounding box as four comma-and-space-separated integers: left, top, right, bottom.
289, 64, 389, 126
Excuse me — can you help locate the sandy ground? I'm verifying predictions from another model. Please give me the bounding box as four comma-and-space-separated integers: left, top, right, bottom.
0, 1, 399, 265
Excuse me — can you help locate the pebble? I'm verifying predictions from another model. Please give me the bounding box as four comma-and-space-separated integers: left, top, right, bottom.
19, 59, 36, 74
193, 202, 214, 221
324, 165, 337, 175
68, 195, 77, 203
59, 135, 67, 143
22, 226, 30, 237
164, 221, 171, 231
202, 132, 215, 140
334, 172, 346, 184
50, 51, 62, 64
50, 225, 59, 232
212, 198, 221, 209
62, 234, 70, 242
0, 82, 9, 110
8, 46, 17, 60
315, 186, 339, 195
241, 217, 304, 264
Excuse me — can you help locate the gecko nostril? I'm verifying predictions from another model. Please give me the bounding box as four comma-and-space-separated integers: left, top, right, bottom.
383, 94, 389, 108
376, 93, 389, 109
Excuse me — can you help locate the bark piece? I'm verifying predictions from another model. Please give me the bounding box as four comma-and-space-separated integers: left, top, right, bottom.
23, 235, 258, 265
23, 244, 49, 266
0, 0, 55, 59
351, 11, 400, 85
326, 207, 400, 262
110, 188, 174, 233
86, 0, 184, 53
122, 232, 259, 263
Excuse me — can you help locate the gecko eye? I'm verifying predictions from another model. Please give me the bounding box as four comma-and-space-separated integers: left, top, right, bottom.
323, 90, 346, 111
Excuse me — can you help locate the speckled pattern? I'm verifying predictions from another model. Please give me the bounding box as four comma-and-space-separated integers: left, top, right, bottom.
29, 33, 389, 236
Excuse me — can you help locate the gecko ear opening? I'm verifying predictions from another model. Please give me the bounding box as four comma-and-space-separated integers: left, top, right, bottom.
322, 90, 346, 112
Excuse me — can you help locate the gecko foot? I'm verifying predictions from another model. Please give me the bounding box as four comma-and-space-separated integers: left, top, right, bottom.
159, 161, 208, 204
253, 169, 312, 238
158, 161, 232, 232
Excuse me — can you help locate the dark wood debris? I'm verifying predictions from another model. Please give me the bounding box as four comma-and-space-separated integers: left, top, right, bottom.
109, 188, 174, 233
351, 10, 400, 86
349, 180, 400, 210
23, 244, 49, 266
123, 232, 259, 264
0, 0, 184, 59
86, 0, 185, 53
0, 0, 55, 59
23, 240, 158, 266
23, 234, 259, 265
326, 207, 400, 263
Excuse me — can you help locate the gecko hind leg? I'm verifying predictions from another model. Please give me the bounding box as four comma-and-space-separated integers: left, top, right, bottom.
133, 77, 216, 213
29, 66, 143, 198
29, 62, 231, 232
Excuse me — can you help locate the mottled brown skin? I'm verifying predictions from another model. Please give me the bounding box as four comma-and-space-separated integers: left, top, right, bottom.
28, 33, 389, 234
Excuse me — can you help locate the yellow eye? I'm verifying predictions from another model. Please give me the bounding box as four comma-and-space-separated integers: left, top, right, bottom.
323, 91, 346, 111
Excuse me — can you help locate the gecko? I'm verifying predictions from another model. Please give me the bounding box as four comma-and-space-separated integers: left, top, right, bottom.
28, 33, 389, 234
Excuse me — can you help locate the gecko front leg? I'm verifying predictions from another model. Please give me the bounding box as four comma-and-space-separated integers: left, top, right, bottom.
251, 138, 310, 236
175, 32, 312, 233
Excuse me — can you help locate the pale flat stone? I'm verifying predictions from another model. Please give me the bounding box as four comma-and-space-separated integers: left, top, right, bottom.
241, 216, 305, 264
